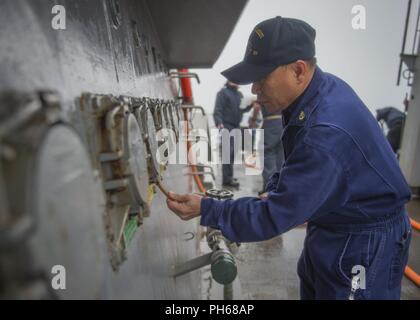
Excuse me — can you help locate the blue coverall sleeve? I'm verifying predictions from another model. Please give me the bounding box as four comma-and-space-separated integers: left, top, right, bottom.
213, 91, 225, 127
241, 104, 253, 114
200, 141, 349, 242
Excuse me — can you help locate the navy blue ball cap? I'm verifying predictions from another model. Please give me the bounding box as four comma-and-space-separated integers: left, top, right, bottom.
221, 16, 316, 85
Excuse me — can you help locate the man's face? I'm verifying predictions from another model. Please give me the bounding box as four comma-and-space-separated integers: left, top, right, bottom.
251, 64, 302, 113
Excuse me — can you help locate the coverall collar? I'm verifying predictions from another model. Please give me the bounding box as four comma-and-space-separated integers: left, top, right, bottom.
282, 66, 325, 127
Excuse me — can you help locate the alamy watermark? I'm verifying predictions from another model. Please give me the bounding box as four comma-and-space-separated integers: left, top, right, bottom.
155, 121, 264, 175
51, 265, 66, 290
351, 265, 366, 289
51, 4, 367, 31
51, 5, 66, 30
349, 265, 366, 300
351, 5, 366, 30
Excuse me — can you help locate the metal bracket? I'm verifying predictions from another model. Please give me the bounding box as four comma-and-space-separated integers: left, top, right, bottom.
181, 105, 206, 116
196, 165, 215, 175
0, 90, 61, 247
400, 53, 418, 86
170, 72, 201, 84
172, 252, 212, 278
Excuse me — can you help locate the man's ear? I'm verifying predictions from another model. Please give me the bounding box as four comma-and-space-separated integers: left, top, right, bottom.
293, 60, 308, 84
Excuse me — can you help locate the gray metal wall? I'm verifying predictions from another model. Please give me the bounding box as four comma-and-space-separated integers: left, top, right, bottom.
0, 0, 202, 299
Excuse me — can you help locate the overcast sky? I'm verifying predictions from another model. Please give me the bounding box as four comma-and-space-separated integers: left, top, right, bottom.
190, 0, 413, 120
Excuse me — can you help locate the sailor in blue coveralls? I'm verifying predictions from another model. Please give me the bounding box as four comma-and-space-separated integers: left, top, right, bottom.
213, 81, 252, 188
166, 17, 412, 300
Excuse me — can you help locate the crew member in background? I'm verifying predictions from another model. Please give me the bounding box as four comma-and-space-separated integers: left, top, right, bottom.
376, 105, 406, 154
213, 81, 253, 188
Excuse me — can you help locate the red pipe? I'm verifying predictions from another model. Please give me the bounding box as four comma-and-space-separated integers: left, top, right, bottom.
410, 218, 420, 231
404, 217, 420, 287
178, 68, 206, 194
405, 265, 420, 287
178, 68, 194, 104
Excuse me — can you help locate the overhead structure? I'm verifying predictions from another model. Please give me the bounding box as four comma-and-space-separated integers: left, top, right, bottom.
146, 0, 248, 68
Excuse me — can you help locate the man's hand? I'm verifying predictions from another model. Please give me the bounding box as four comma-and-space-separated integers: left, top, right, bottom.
217, 124, 224, 130
166, 192, 203, 220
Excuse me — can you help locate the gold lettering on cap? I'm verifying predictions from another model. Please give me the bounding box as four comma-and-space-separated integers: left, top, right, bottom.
255, 28, 264, 39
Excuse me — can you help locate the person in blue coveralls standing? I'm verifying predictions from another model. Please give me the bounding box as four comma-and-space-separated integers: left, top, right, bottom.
213, 81, 252, 188
166, 17, 412, 300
